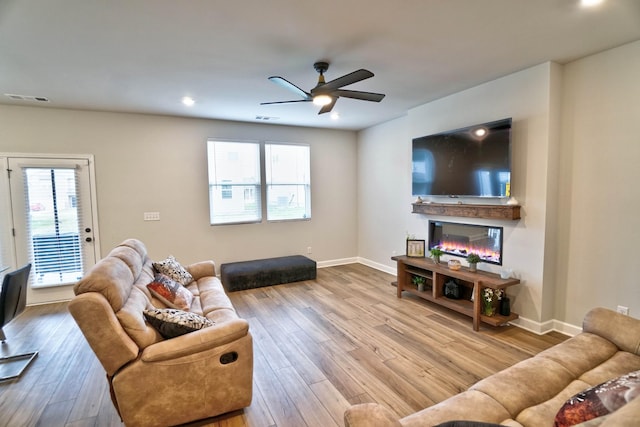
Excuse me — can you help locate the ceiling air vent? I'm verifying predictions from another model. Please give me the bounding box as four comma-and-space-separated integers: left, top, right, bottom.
255, 116, 278, 121
5, 93, 50, 102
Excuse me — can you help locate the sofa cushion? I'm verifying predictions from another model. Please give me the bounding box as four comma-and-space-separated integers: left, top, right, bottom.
471, 356, 576, 417
435, 422, 503, 427
537, 333, 618, 378
144, 308, 214, 339
403, 390, 511, 426
153, 255, 194, 285
116, 287, 162, 348
554, 370, 640, 427
515, 379, 591, 426
578, 351, 640, 386
147, 274, 193, 311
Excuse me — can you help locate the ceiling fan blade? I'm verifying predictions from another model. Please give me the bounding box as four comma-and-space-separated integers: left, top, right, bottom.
333, 90, 385, 102
268, 76, 311, 100
313, 69, 374, 93
260, 99, 312, 105
318, 97, 338, 114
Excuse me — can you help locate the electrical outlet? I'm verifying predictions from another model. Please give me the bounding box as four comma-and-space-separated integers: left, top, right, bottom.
617, 305, 629, 315
307, 246, 312, 254
143, 212, 160, 221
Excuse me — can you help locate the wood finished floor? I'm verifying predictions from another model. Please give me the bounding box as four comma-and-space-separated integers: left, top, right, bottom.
0, 264, 567, 427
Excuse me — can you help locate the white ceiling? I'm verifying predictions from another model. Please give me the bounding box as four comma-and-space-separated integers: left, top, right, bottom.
1, 0, 639, 130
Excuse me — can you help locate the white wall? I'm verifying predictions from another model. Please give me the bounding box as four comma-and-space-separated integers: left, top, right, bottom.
358, 40, 640, 330
0, 106, 358, 302
555, 40, 640, 326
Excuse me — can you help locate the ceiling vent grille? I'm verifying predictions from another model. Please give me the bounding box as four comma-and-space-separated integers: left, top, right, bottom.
5, 93, 50, 102
255, 116, 278, 121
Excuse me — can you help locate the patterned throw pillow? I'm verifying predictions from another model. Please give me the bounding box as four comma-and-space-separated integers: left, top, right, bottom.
153, 255, 194, 285
147, 274, 194, 311
143, 308, 214, 339
554, 370, 640, 427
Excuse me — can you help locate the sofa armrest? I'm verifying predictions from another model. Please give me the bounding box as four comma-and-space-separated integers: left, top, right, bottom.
344, 403, 402, 427
583, 307, 640, 355
186, 260, 216, 280
141, 318, 249, 362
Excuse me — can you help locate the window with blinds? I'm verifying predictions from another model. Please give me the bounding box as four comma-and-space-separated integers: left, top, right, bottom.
207, 140, 311, 225
207, 140, 262, 225
265, 143, 311, 221
23, 167, 84, 287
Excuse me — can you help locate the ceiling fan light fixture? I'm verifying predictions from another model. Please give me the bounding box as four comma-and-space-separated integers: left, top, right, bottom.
313, 94, 332, 106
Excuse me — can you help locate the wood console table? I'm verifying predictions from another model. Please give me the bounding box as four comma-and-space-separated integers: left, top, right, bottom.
392, 255, 520, 331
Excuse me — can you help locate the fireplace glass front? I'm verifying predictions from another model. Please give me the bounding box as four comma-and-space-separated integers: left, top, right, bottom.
429, 221, 503, 265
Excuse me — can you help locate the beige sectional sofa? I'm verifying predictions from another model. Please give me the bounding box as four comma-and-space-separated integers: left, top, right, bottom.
69, 239, 253, 427
344, 307, 640, 427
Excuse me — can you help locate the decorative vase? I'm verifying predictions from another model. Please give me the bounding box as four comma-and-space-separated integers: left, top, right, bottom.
433, 255, 440, 264
482, 299, 496, 316
500, 297, 511, 316
469, 262, 477, 272
418, 283, 425, 292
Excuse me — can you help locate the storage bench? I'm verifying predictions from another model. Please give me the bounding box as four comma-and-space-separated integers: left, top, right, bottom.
220, 255, 317, 292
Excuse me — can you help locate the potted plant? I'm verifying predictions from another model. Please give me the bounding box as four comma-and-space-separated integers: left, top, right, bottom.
430, 247, 444, 264
412, 275, 427, 292
466, 253, 482, 272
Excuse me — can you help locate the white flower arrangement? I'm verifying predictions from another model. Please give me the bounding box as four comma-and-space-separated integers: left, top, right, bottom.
482, 288, 504, 316
483, 288, 504, 302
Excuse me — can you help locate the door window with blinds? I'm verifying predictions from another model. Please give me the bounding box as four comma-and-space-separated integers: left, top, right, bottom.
207, 140, 311, 225
1, 156, 98, 299
23, 167, 84, 287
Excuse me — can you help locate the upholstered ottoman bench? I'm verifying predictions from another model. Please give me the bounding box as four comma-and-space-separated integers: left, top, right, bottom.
220, 255, 317, 292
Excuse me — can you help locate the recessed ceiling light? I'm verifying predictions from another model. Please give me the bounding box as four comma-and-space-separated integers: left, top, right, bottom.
580, 0, 604, 7
330, 112, 340, 120
182, 96, 195, 106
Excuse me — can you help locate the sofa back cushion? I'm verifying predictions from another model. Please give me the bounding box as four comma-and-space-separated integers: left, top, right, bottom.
74, 239, 148, 311
74, 239, 164, 349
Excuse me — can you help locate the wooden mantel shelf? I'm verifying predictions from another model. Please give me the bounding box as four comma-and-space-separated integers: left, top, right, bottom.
412, 202, 521, 220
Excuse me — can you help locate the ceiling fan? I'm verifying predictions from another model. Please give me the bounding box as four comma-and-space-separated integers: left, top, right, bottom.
261, 61, 385, 114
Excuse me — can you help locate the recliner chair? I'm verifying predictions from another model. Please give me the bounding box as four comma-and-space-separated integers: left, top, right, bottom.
0, 263, 38, 381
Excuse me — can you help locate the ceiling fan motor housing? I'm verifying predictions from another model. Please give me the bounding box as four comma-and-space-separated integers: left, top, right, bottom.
313, 61, 329, 75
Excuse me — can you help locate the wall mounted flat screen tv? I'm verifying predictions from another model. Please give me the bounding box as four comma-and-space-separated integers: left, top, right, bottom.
412, 118, 512, 198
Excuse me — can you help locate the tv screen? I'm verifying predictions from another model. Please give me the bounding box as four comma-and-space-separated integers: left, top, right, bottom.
412, 118, 512, 198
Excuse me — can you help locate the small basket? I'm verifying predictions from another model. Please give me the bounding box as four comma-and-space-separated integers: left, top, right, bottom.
448, 259, 461, 271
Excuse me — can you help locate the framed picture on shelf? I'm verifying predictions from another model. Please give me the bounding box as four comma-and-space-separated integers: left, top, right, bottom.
406, 239, 426, 257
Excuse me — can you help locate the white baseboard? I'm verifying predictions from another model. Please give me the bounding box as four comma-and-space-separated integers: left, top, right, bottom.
316, 257, 359, 268
356, 257, 396, 275
509, 317, 581, 337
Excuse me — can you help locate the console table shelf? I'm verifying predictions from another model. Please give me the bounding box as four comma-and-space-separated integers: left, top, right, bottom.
412, 202, 521, 220
392, 255, 519, 331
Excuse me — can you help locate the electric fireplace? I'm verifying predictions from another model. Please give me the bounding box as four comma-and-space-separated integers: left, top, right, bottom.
428, 220, 503, 265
